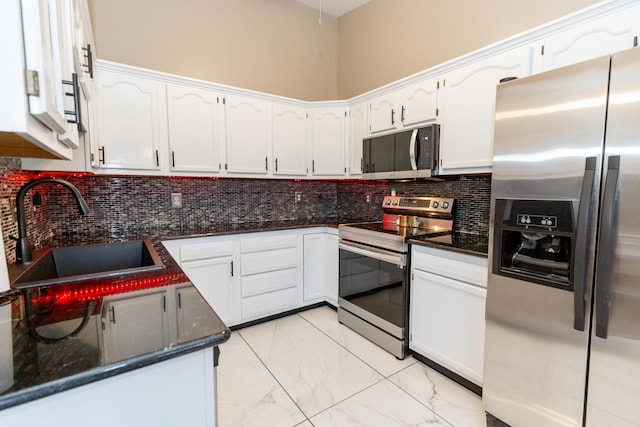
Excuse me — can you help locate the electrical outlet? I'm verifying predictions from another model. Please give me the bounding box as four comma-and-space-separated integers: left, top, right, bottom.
295, 191, 302, 203
171, 192, 182, 208
366, 193, 371, 204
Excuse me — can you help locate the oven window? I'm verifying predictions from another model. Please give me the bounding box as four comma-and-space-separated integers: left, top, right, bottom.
339, 248, 406, 328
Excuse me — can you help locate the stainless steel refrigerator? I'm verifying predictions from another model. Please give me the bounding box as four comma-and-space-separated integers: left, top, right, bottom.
484, 47, 640, 427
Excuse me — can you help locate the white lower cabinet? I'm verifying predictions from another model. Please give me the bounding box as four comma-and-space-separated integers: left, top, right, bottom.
303, 231, 339, 305
163, 227, 338, 327
100, 290, 170, 364
239, 233, 302, 322
410, 245, 488, 386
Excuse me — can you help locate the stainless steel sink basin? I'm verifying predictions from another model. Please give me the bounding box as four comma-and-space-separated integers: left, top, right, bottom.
12, 240, 164, 288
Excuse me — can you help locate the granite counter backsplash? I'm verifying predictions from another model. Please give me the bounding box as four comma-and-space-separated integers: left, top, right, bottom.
0, 158, 491, 262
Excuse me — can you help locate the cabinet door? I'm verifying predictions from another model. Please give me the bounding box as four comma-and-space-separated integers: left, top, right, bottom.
311, 107, 347, 176
21, 0, 67, 135
349, 102, 366, 175
399, 78, 439, 128
224, 94, 270, 174
303, 233, 326, 302
101, 291, 169, 364
272, 103, 309, 176
367, 93, 397, 135
410, 269, 486, 386
537, 5, 640, 73
325, 233, 339, 305
95, 69, 161, 170
439, 46, 531, 174
166, 84, 221, 173
181, 256, 235, 326
55, 0, 80, 149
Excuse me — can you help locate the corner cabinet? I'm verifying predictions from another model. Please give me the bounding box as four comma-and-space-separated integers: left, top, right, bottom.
166, 83, 223, 174
93, 67, 163, 171
310, 107, 347, 177
438, 45, 531, 175
410, 244, 488, 386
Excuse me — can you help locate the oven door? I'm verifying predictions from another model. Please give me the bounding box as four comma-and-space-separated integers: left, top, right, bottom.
338, 240, 408, 339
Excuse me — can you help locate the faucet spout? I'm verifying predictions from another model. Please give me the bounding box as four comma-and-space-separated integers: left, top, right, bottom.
15, 178, 90, 264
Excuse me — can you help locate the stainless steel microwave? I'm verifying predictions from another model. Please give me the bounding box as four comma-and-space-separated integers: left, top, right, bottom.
362, 124, 439, 180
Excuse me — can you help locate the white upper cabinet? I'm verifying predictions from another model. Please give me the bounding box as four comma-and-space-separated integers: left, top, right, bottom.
224, 94, 271, 175
397, 78, 439, 128
166, 84, 222, 173
94, 67, 162, 171
311, 107, 347, 176
367, 78, 439, 136
439, 45, 532, 174
534, 4, 640, 73
367, 93, 397, 135
348, 102, 366, 175
272, 103, 309, 176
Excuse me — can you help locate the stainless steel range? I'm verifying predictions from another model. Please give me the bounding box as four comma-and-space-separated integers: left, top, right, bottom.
338, 195, 454, 359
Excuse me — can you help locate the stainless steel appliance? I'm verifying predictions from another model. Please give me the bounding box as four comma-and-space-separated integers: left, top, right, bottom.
484, 48, 640, 427
338, 195, 454, 359
362, 125, 439, 180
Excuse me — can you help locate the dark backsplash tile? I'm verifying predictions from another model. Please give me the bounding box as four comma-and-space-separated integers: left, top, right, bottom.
0, 157, 490, 264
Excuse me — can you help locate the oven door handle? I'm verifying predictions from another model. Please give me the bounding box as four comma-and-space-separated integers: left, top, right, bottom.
339, 240, 406, 267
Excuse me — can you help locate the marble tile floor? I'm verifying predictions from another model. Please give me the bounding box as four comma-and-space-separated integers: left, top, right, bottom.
217, 306, 486, 427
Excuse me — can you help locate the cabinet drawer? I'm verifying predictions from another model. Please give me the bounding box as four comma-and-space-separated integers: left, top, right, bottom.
242, 287, 297, 320
412, 247, 488, 287
241, 247, 298, 276
241, 268, 298, 298
180, 241, 234, 262
241, 234, 298, 253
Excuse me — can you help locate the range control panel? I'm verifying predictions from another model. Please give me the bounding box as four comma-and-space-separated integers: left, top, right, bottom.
382, 196, 454, 216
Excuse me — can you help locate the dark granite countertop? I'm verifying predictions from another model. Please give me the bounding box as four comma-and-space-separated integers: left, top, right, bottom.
0, 243, 230, 411
0, 219, 343, 411
160, 218, 340, 241
410, 231, 489, 258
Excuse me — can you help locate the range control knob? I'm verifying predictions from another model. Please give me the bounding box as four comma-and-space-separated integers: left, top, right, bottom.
385, 199, 392, 205
392, 200, 399, 206
442, 202, 449, 209
432, 201, 439, 208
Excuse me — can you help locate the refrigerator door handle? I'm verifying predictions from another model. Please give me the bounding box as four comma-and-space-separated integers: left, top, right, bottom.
595, 155, 621, 339
573, 156, 597, 331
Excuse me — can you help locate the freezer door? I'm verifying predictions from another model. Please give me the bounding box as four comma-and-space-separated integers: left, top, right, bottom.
586, 47, 640, 427
483, 56, 611, 427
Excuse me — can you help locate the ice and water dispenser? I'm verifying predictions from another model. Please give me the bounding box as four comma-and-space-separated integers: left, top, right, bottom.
492, 199, 576, 290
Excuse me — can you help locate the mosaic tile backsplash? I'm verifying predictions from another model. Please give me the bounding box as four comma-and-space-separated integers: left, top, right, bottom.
0, 157, 491, 264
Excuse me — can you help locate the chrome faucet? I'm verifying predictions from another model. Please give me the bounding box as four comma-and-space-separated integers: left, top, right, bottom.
15, 178, 90, 264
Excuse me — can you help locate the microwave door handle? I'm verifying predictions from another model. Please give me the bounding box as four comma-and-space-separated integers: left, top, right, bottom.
409, 128, 419, 170
573, 156, 596, 331
595, 155, 620, 339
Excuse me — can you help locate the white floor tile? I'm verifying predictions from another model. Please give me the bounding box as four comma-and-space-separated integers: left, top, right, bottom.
299, 306, 416, 377
390, 362, 485, 427
239, 314, 384, 417
294, 421, 313, 427
310, 379, 452, 427
217, 332, 306, 427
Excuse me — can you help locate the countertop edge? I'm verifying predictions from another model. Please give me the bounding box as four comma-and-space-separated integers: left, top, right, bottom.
409, 238, 489, 258
0, 329, 230, 411
161, 222, 338, 241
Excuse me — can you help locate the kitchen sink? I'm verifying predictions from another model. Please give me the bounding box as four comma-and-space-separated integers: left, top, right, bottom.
11, 240, 164, 288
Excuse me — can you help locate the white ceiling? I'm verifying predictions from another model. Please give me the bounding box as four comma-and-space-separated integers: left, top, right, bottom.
295, 0, 371, 17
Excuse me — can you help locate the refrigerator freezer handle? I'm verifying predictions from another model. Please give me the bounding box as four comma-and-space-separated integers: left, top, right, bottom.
595, 155, 621, 339
573, 156, 597, 331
